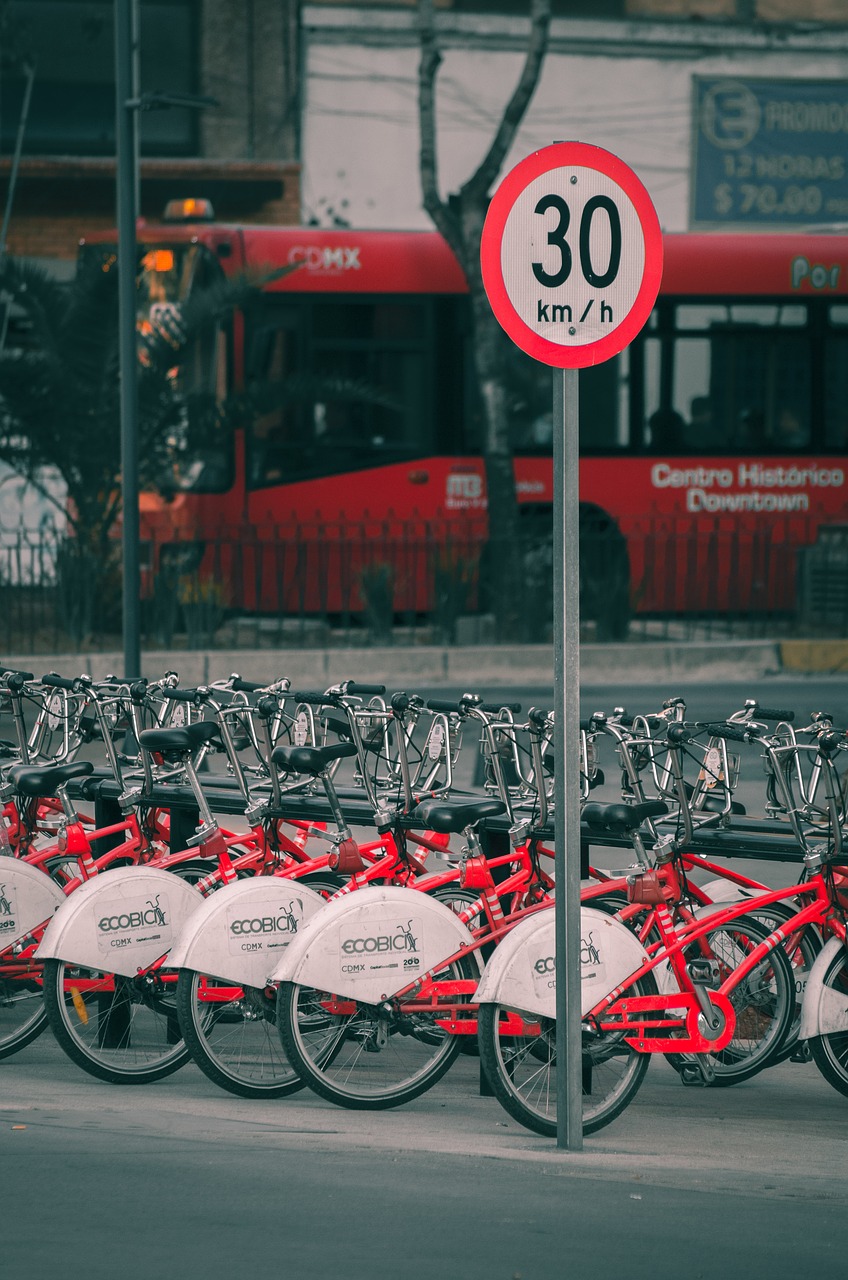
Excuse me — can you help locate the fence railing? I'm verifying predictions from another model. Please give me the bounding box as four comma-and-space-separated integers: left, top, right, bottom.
0, 514, 845, 654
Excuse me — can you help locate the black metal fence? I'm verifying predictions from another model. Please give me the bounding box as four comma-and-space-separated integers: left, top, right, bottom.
0, 514, 846, 654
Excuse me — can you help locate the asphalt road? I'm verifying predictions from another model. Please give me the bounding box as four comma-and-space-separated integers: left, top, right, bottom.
3, 1032, 847, 1280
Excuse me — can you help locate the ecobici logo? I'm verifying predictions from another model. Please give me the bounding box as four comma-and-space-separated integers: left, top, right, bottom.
342, 919, 419, 955
230, 901, 300, 938
98, 894, 168, 935
340, 919, 421, 972
533, 932, 602, 983
0, 881, 15, 930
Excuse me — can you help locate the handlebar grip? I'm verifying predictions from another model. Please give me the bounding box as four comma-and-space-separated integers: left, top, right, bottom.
129, 679, 149, 703
163, 686, 208, 704
2, 668, 34, 687
294, 691, 339, 706
343, 680, 386, 696
528, 707, 550, 728
231, 677, 269, 693
426, 699, 463, 714
818, 730, 845, 758
701, 721, 751, 743
256, 695, 280, 719
41, 672, 79, 690
479, 701, 522, 714
391, 691, 412, 715
751, 705, 795, 723
666, 722, 694, 745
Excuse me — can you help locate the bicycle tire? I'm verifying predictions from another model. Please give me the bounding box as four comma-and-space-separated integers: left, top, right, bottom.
42, 957, 191, 1084
748, 904, 821, 1066
299, 873, 344, 900
276, 952, 476, 1110
477, 975, 654, 1139
176, 968, 305, 1099
0, 966, 49, 1059
664, 912, 796, 1086
809, 946, 848, 1097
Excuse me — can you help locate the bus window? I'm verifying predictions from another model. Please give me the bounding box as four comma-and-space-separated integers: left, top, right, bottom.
246, 316, 302, 486
644, 301, 811, 452
136, 243, 233, 493
825, 306, 848, 451
498, 336, 627, 452
245, 298, 432, 485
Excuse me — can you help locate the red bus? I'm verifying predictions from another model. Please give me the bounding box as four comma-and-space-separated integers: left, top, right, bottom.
80, 202, 848, 638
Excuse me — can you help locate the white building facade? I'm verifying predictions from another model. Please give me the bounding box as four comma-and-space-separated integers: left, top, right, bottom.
299, 6, 848, 233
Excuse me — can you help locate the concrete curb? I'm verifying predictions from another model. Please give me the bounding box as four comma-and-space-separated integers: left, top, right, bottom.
1, 639, 792, 686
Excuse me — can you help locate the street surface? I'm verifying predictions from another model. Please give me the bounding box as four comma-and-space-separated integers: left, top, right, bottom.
3, 1031, 847, 1280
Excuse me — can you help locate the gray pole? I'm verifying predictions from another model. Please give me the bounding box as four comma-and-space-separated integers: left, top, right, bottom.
553, 365, 583, 1150
115, 0, 141, 677
0, 60, 35, 266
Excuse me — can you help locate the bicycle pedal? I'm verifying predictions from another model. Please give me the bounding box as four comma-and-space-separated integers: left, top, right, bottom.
789, 1040, 812, 1064
679, 1059, 715, 1087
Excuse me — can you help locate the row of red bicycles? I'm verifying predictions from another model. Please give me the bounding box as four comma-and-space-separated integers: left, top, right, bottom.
2, 666, 848, 1137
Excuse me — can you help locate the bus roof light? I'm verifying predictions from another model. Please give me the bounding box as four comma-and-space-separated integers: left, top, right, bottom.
163, 198, 215, 223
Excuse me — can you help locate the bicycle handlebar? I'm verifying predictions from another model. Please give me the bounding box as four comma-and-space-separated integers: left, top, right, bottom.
163, 686, 210, 705
818, 729, 846, 758
230, 676, 271, 693
341, 680, 386, 696
1, 669, 35, 689
750, 705, 795, 723
41, 672, 80, 691
294, 691, 339, 706
700, 721, 752, 743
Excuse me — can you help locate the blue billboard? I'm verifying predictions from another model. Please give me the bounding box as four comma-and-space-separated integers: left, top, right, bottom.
691, 77, 848, 229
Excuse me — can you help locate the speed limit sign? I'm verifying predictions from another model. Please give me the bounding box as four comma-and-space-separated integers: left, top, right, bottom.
481, 141, 663, 368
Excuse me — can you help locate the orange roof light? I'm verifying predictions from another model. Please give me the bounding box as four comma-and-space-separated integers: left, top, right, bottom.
141, 249, 175, 273
163, 198, 215, 223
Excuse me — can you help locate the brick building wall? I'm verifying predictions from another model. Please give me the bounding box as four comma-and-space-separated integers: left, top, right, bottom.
1, 0, 302, 272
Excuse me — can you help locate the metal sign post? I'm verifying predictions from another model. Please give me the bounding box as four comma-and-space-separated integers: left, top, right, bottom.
553, 364, 583, 1148
115, 0, 141, 678
481, 142, 662, 1150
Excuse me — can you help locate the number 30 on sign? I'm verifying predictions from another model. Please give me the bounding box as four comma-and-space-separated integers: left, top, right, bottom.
481, 142, 663, 369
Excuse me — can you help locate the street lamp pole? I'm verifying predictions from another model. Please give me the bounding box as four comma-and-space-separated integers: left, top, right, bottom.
115, 0, 141, 677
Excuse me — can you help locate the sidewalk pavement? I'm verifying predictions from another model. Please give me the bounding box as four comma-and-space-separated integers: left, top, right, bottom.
2, 1034, 845, 1200
6, 637, 848, 688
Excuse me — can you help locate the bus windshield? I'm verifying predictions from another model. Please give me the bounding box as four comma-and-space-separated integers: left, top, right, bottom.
77, 240, 232, 494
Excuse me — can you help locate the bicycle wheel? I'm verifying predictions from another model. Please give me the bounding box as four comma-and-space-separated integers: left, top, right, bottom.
277, 953, 476, 1109
809, 946, 848, 1097
477, 976, 654, 1139
666, 912, 795, 1086
0, 965, 48, 1058
298, 873, 344, 900
42, 958, 190, 1083
748, 904, 820, 1066
176, 969, 304, 1099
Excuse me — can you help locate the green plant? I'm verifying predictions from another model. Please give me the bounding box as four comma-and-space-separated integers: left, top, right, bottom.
358, 561, 395, 645
432, 549, 477, 644
179, 574, 227, 649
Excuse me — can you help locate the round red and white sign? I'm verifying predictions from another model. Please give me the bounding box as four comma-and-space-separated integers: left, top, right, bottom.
481, 142, 663, 368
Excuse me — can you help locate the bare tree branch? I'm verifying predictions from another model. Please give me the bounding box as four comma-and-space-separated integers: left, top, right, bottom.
417, 0, 462, 260
462, 0, 551, 204
418, 0, 552, 260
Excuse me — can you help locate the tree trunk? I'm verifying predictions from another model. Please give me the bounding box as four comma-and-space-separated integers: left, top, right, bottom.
417, 0, 551, 640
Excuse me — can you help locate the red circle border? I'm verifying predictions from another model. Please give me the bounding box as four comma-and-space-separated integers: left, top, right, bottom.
480, 142, 663, 368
